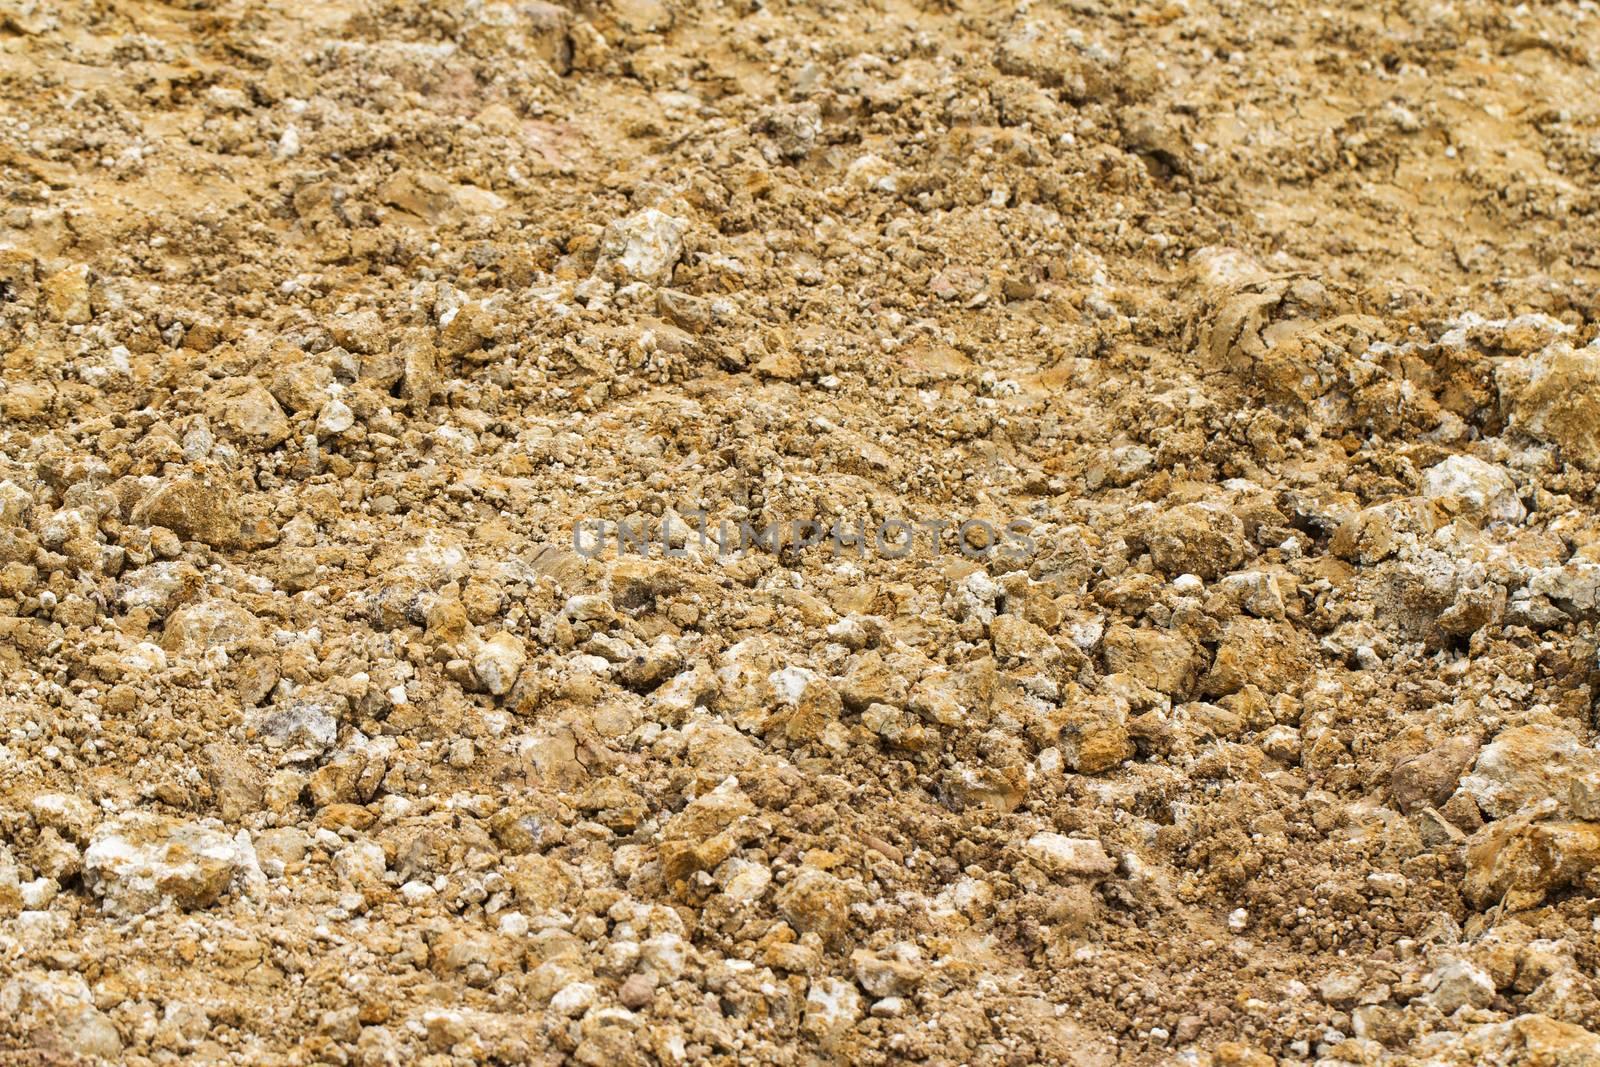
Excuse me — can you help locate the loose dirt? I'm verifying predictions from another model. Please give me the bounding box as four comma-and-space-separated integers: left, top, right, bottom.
3, 0, 1600, 1064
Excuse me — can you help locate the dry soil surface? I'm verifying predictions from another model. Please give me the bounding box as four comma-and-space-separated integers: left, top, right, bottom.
4, 0, 1600, 1064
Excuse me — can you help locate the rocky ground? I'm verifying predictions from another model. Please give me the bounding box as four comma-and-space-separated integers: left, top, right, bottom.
3, 0, 1600, 1063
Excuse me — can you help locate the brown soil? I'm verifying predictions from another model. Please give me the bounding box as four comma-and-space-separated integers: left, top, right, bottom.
4, 0, 1600, 1064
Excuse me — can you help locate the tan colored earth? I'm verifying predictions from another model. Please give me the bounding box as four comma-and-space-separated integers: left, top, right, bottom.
3, 0, 1600, 1063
